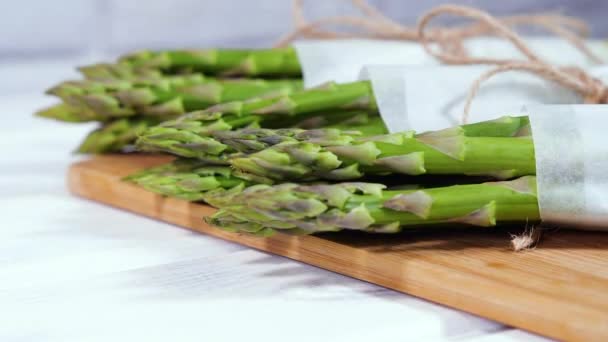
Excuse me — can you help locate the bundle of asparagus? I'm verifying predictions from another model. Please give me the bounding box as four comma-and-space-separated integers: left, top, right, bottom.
136, 102, 530, 174
136, 81, 381, 160
135, 77, 535, 156
37, 48, 309, 153
39, 75, 303, 122
127, 107, 540, 236
36, 46, 544, 238
229, 119, 534, 183
199, 121, 540, 235
125, 115, 389, 200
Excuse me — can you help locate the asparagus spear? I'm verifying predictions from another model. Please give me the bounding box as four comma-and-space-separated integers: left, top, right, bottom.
38, 74, 303, 122
78, 63, 164, 81
137, 113, 529, 170
125, 158, 251, 201
137, 111, 385, 159
205, 176, 540, 236
76, 117, 161, 154
195, 80, 376, 115
77, 110, 382, 156
136, 81, 377, 158
113, 47, 302, 77
215, 115, 528, 154
230, 124, 536, 182
211, 118, 382, 154
36, 103, 94, 123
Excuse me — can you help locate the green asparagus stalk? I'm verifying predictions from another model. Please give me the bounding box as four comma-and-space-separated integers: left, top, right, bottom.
36, 103, 94, 123
138, 111, 386, 160
125, 117, 390, 202
38, 74, 303, 122
112, 47, 302, 78
78, 63, 164, 81
76, 117, 161, 154
135, 81, 377, 158
456, 115, 530, 137
210, 119, 381, 154
230, 123, 536, 182
195, 80, 376, 115
205, 176, 540, 236
214, 115, 528, 154
137, 114, 529, 170
78, 110, 382, 155
125, 158, 251, 201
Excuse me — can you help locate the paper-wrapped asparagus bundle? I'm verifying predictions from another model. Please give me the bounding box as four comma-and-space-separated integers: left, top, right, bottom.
127, 115, 530, 203
206, 105, 608, 236
127, 107, 608, 237
37, 73, 305, 153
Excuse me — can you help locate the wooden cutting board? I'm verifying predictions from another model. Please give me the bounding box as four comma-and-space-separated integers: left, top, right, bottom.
68, 154, 608, 341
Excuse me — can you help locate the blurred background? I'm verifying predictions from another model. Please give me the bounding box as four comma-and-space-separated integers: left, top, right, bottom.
1, 0, 606, 94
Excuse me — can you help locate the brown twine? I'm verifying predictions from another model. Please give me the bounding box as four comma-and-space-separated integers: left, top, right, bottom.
277, 1, 607, 124
416, 5, 608, 124
275, 0, 602, 66
510, 224, 543, 251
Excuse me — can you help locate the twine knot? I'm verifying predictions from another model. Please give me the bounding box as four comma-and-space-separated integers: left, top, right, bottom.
563, 66, 608, 103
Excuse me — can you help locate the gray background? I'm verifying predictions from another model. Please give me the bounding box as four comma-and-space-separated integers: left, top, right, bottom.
1, 0, 606, 59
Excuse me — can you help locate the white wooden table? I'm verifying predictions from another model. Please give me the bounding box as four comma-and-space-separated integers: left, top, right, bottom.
0, 60, 549, 342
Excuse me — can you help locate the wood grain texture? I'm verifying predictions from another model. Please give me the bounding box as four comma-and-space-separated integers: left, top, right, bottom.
68, 154, 608, 342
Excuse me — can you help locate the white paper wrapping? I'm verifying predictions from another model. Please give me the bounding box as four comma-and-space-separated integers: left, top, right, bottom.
463, 37, 608, 66
360, 64, 583, 133
294, 40, 433, 87
358, 66, 410, 133
294, 38, 608, 87
360, 65, 608, 133
526, 105, 608, 230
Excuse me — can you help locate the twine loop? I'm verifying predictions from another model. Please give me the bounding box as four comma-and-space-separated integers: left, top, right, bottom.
416, 5, 607, 123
